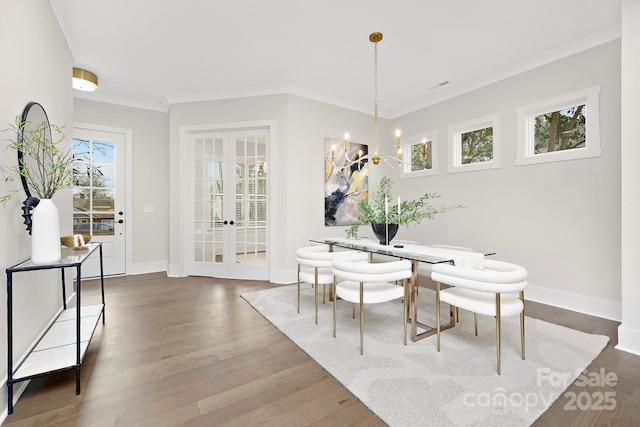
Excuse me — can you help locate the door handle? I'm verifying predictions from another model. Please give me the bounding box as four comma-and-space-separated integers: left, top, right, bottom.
229, 220, 234, 225
223, 220, 228, 225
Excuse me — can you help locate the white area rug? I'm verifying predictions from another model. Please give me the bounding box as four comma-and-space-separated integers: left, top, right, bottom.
241, 285, 609, 427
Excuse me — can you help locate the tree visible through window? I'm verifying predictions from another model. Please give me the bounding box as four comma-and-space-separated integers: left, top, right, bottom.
461, 127, 493, 164
447, 113, 500, 173
516, 86, 600, 166
534, 105, 586, 154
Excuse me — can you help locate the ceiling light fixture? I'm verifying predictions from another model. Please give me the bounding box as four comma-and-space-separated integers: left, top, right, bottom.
72, 67, 99, 91
369, 32, 401, 165
344, 32, 402, 167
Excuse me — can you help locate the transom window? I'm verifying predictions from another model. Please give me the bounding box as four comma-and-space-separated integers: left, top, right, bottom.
400, 131, 438, 178
516, 86, 600, 165
447, 114, 501, 173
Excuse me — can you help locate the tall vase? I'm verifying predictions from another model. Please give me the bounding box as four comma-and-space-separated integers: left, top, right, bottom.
371, 223, 399, 245
31, 198, 61, 264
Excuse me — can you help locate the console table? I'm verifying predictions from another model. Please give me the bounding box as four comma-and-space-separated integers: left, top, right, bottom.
6, 242, 105, 414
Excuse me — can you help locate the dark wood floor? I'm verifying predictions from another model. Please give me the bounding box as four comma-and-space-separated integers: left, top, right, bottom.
3, 273, 640, 426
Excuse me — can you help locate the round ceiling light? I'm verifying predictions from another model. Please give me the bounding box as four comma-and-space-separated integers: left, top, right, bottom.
72, 67, 99, 91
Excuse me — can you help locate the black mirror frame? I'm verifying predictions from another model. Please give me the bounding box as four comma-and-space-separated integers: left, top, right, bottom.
17, 102, 50, 234
18, 102, 51, 198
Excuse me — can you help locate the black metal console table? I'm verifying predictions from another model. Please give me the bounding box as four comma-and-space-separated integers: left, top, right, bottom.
6, 242, 105, 414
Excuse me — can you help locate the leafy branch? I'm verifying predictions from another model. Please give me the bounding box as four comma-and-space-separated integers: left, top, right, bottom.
2, 115, 74, 204
345, 176, 461, 238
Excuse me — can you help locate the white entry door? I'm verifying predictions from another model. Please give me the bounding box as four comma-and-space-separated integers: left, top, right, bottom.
188, 128, 268, 280
72, 126, 127, 277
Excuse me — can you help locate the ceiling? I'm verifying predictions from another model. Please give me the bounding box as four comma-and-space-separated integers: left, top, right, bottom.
50, 0, 621, 117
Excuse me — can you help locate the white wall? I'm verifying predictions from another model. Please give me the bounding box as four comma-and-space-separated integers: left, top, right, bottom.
392, 40, 621, 320
283, 95, 392, 255
73, 99, 169, 274
0, 0, 74, 416
619, 0, 640, 354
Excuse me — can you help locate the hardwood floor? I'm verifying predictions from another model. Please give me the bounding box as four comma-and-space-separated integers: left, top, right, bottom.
3, 273, 640, 426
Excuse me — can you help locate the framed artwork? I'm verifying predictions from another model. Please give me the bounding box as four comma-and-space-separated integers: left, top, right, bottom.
324, 137, 368, 226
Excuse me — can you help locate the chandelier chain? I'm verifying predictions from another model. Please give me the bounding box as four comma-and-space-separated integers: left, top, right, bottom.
374, 42, 378, 125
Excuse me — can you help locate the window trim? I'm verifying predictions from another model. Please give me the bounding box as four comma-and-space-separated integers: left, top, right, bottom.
447, 113, 501, 173
400, 130, 438, 179
515, 86, 600, 166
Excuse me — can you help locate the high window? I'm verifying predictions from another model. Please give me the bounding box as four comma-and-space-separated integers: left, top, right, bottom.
516, 86, 600, 165
447, 114, 501, 173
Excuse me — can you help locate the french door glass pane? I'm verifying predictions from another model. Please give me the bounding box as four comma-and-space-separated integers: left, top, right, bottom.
234, 135, 267, 265
193, 137, 225, 263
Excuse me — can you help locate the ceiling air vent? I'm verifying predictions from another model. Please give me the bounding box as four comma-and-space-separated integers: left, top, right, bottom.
430, 80, 450, 90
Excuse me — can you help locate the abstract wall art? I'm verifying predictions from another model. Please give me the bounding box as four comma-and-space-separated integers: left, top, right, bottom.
324, 137, 368, 226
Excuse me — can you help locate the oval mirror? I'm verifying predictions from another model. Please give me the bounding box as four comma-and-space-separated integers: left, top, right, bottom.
18, 102, 52, 199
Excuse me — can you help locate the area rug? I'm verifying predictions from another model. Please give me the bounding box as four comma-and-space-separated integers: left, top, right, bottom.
241, 285, 608, 426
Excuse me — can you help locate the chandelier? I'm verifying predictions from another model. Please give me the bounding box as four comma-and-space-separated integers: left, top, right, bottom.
340, 32, 403, 168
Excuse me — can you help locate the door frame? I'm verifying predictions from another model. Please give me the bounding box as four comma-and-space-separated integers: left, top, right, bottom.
74, 122, 133, 276
177, 120, 277, 280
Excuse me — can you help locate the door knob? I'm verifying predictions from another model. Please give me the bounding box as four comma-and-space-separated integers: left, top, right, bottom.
118, 219, 124, 224
229, 220, 234, 225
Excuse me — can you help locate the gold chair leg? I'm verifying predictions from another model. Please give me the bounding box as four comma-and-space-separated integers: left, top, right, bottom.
520, 290, 525, 360
403, 278, 408, 345
297, 264, 301, 314
314, 267, 319, 325
436, 281, 441, 352
333, 278, 337, 337
323, 284, 326, 304
359, 282, 364, 355
455, 307, 459, 323
496, 293, 501, 375
474, 313, 478, 336
352, 303, 355, 319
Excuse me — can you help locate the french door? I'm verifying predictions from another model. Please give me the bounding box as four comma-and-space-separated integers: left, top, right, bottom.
72, 126, 127, 277
188, 128, 268, 279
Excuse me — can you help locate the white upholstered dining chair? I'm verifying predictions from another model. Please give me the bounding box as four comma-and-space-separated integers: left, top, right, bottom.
332, 253, 412, 355
296, 245, 361, 325
431, 259, 528, 374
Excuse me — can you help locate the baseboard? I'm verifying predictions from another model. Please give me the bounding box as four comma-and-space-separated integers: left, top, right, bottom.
167, 263, 185, 278
525, 284, 621, 321
269, 269, 296, 285
167, 265, 295, 284
0, 380, 29, 424
616, 325, 640, 355
128, 261, 167, 276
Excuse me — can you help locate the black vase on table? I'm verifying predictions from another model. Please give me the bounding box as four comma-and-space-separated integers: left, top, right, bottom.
371, 223, 399, 245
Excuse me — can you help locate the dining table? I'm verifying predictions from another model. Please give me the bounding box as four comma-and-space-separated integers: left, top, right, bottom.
310, 237, 494, 342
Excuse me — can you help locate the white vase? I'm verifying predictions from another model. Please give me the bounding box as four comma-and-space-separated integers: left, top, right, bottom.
31, 198, 61, 264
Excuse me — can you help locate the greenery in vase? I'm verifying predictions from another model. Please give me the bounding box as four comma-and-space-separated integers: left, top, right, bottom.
2, 116, 74, 204
345, 176, 460, 239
